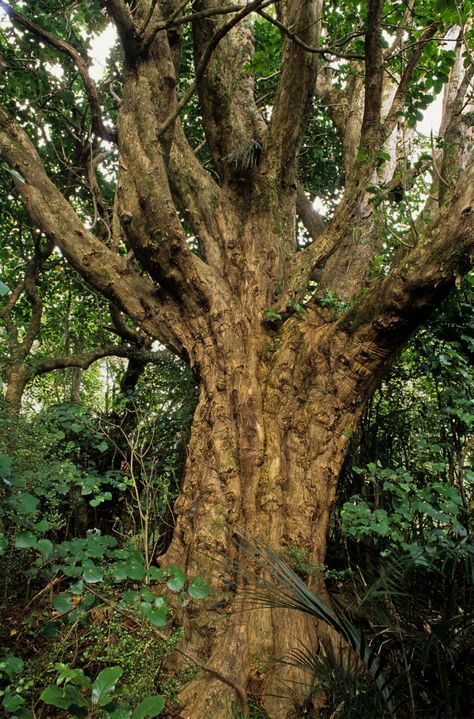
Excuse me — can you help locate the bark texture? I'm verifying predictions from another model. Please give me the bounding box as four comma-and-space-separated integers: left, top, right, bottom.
1, 1, 474, 716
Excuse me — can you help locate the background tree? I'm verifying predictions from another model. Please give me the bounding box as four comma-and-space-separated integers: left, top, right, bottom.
0, 0, 473, 716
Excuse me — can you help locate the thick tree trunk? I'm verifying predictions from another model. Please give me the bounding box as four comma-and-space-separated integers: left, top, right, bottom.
162, 312, 388, 718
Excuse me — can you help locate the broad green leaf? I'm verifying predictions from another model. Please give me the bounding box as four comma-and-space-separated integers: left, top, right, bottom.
2, 693, 24, 712
166, 565, 186, 592
140, 587, 156, 602
132, 695, 165, 719
40, 620, 61, 638
82, 563, 104, 583
37, 539, 53, 557
52, 593, 72, 613
1, 654, 24, 679
91, 666, 123, 706
15, 531, 38, 550
70, 579, 85, 594
54, 663, 90, 688
109, 708, 132, 719
0, 533, 8, 555
146, 566, 165, 581
33, 519, 51, 532
143, 605, 168, 627
188, 577, 210, 599
121, 590, 139, 605
40, 684, 86, 709
11, 707, 33, 719
8, 493, 39, 515
0, 453, 12, 474
90, 492, 112, 507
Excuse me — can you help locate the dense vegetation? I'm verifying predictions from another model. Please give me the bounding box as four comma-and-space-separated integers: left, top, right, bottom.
1, 272, 473, 717
1, 0, 473, 716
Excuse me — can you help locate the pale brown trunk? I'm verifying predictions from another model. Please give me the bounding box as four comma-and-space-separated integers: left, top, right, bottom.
70, 366, 82, 404
162, 314, 385, 718
4, 369, 29, 408
1, 365, 31, 454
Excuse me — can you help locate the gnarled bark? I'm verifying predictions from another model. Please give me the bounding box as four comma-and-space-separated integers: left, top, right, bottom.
1, 1, 474, 716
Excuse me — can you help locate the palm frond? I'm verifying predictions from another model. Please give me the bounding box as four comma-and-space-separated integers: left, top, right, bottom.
227, 533, 398, 717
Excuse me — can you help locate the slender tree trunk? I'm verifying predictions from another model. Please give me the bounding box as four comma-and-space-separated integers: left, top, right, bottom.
4, 366, 29, 409
1, 365, 30, 454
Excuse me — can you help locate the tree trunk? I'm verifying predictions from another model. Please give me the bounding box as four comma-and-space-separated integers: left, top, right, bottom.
162, 309, 390, 718
0, 364, 30, 454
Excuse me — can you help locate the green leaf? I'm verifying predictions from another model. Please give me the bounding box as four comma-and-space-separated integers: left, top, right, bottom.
11, 707, 33, 719
70, 579, 85, 595
132, 696, 165, 719
91, 666, 123, 706
146, 567, 165, 581
2, 693, 25, 712
90, 492, 112, 507
40, 684, 86, 710
8, 492, 39, 515
15, 531, 38, 550
1, 162, 25, 183
109, 709, 132, 719
82, 563, 104, 584
1, 654, 24, 679
52, 593, 72, 613
37, 539, 53, 557
188, 577, 210, 599
0, 280, 11, 296
33, 519, 51, 532
0, 454, 12, 474
166, 565, 186, 592
143, 605, 168, 627
265, 308, 282, 322
40, 620, 61, 638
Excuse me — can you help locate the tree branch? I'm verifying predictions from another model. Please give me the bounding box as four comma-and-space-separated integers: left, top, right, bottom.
262, 0, 322, 187
351, 161, 474, 350
103, 0, 140, 63
168, 121, 226, 267
158, 0, 270, 172
257, 9, 362, 60
359, 0, 385, 152
296, 184, 326, 242
33, 344, 166, 376
109, 304, 147, 346
0, 105, 190, 356
383, 23, 438, 139
0, 1, 117, 143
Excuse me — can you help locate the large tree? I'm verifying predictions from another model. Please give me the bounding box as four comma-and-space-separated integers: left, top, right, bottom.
0, 0, 473, 715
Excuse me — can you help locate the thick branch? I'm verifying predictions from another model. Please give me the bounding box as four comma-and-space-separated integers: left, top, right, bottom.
0, 105, 190, 355
359, 0, 384, 151
262, 0, 321, 186
109, 304, 147, 346
352, 162, 474, 350
187, 0, 268, 180
168, 121, 226, 267
103, 0, 140, 63
0, 1, 116, 143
